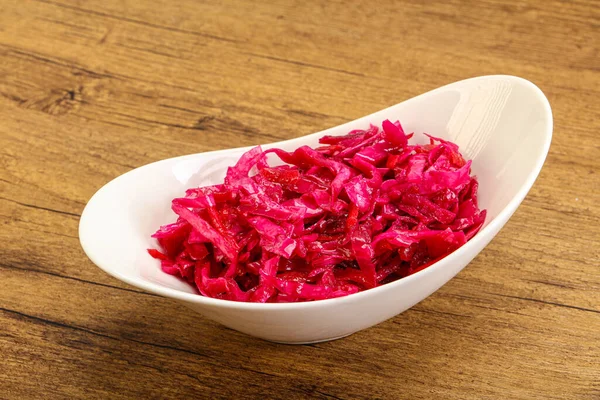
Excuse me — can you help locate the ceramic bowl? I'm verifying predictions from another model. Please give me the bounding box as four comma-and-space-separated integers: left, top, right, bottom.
80, 75, 552, 343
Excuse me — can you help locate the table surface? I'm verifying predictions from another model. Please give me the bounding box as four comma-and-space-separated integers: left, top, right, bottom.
1, 0, 599, 399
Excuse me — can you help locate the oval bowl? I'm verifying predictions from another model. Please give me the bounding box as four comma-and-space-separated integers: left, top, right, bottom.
79, 75, 552, 344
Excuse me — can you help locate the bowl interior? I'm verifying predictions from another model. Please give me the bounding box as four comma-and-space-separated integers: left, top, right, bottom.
80, 75, 552, 298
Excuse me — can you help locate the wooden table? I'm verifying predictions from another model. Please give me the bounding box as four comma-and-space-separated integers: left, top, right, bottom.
1, 1, 599, 399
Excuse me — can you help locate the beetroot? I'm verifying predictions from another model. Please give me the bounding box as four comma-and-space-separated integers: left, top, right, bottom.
149, 120, 486, 302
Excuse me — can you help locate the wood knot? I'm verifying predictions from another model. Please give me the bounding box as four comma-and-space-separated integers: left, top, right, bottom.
25, 86, 82, 116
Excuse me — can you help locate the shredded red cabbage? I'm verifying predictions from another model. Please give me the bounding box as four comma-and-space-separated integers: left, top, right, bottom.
149, 120, 486, 302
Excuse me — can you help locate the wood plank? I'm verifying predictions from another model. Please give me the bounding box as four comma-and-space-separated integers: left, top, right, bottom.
1, 0, 598, 398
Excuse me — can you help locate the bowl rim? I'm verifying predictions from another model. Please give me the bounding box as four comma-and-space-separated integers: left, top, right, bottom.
79, 74, 553, 310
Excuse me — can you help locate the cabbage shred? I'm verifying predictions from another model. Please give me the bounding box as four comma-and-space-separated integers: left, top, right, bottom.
149, 120, 486, 302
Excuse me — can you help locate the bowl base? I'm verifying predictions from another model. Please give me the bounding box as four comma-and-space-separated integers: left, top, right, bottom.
268, 332, 354, 345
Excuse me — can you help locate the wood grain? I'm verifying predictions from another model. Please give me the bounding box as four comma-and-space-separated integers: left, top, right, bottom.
1, 0, 599, 399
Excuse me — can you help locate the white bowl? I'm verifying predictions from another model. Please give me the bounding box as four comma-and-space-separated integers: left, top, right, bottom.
79, 75, 552, 344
